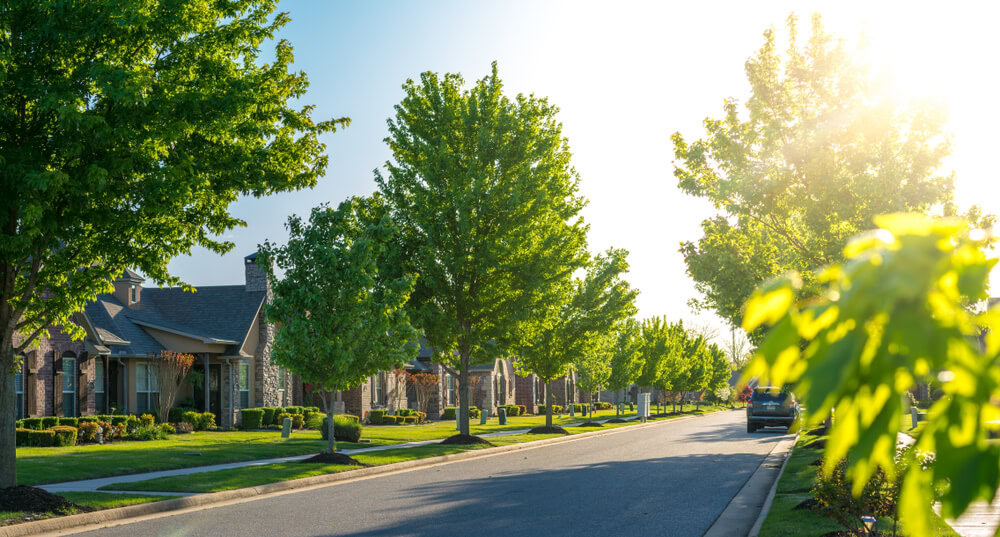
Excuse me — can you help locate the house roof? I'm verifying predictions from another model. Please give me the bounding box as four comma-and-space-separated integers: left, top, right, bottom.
84, 285, 265, 357
117, 269, 145, 283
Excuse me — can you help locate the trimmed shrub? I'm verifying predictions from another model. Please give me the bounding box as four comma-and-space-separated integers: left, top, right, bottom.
181, 411, 200, 427
125, 415, 141, 432
441, 407, 457, 420
15, 428, 30, 447
21, 417, 43, 430
518, 405, 527, 415
160, 423, 177, 435
78, 421, 100, 443
369, 409, 388, 425
196, 412, 216, 431
168, 407, 191, 424
291, 414, 305, 430
128, 425, 167, 441
396, 408, 412, 417
261, 407, 276, 427
110, 415, 129, 426
58, 417, 79, 427
276, 412, 293, 428
403, 416, 417, 424
321, 416, 364, 443
304, 406, 320, 413
340, 414, 360, 424
27, 430, 56, 447
50, 426, 78, 447
240, 408, 264, 430
469, 406, 480, 419
41, 417, 59, 428
304, 411, 325, 430
415, 411, 427, 424
270, 408, 286, 424
537, 405, 563, 414
140, 413, 156, 428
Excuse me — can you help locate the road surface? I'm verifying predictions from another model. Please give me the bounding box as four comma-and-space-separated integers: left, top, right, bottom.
74, 409, 791, 537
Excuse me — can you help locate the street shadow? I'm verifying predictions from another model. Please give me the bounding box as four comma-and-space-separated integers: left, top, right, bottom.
677, 417, 792, 446
316, 451, 773, 537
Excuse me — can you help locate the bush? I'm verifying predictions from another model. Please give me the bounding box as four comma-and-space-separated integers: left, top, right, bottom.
128, 425, 167, 441
168, 407, 194, 424
159, 423, 176, 435
110, 415, 128, 425
321, 416, 364, 443
125, 415, 141, 432
78, 421, 100, 443
261, 407, 276, 426
181, 411, 200, 427
813, 457, 899, 535
469, 406, 480, 419
58, 417, 79, 427
441, 407, 457, 420
240, 408, 264, 430
501, 404, 521, 416
304, 406, 320, 413
15, 428, 30, 447
270, 408, 286, 424
41, 417, 59, 428
369, 409, 388, 425
403, 416, 417, 424
27, 430, 56, 447
304, 411, 324, 430
21, 417, 43, 430
196, 412, 216, 431
292, 414, 305, 430
286, 406, 305, 415
276, 412, 293, 428
518, 405, 527, 415
50, 426, 78, 447
140, 413, 156, 428
415, 411, 427, 424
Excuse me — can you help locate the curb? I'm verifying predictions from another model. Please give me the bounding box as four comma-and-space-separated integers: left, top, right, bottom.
703, 432, 798, 537
5, 410, 723, 537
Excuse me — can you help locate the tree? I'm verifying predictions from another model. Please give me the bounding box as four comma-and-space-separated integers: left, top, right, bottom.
407, 372, 439, 414
743, 213, 995, 537
705, 344, 733, 405
636, 318, 684, 407
671, 14, 978, 336
0, 0, 345, 487
376, 63, 589, 437
574, 331, 615, 419
606, 319, 642, 404
260, 196, 419, 454
155, 351, 195, 424
724, 327, 751, 372
672, 332, 712, 411
515, 249, 638, 428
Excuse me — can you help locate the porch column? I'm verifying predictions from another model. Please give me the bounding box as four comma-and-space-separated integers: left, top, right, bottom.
203, 353, 210, 414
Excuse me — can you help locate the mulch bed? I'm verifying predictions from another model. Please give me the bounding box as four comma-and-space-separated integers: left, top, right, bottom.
0, 486, 89, 521
440, 434, 494, 446
606, 418, 628, 423
527, 425, 570, 435
299, 452, 369, 466
578, 422, 604, 427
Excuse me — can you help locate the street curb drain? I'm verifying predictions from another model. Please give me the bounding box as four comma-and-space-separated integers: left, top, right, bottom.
3, 410, 724, 537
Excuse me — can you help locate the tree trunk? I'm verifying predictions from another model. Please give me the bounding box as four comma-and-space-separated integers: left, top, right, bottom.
458, 353, 470, 436
320, 392, 336, 454
0, 343, 16, 487
546, 379, 553, 428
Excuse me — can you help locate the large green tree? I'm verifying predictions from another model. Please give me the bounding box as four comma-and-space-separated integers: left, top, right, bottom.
0, 0, 344, 487
606, 319, 642, 405
260, 196, 418, 454
671, 14, 973, 334
376, 63, 589, 436
573, 330, 615, 419
515, 249, 638, 428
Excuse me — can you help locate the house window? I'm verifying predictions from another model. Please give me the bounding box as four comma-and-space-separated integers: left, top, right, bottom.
129, 284, 137, 303
62, 356, 76, 417
496, 372, 505, 405
95, 358, 106, 414
136, 362, 159, 414
535, 377, 544, 404
278, 367, 286, 404
14, 360, 24, 419
239, 361, 250, 408
446, 374, 455, 406
374, 374, 383, 406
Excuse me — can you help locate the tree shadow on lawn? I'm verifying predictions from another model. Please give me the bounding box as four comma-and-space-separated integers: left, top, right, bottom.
319, 452, 772, 537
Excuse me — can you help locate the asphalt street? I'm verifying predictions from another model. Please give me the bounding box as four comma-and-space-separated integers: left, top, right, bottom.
74, 409, 791, 537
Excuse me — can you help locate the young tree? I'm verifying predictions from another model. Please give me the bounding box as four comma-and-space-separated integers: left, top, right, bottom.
260, 196, 419, 454
574, 331, 615, 419
671, 14, 984, 336
407, 372, 439, 414
672, 332, 711, 411
516, 249, 638, 428
377, 63, 589, 437
705, 344, 733, 407
156, 351, 195, 424
636, 318, 683, 405
0, 1, 345, 487
606, 319, 642, 405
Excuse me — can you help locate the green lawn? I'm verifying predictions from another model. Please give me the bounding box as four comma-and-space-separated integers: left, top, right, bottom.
0, 492, 176, 527
17, 430, 395, 486
100, 408, 724, 494
759, 431, 959, 537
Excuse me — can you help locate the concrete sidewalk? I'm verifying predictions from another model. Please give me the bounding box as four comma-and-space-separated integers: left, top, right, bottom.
40, 419, 628, 495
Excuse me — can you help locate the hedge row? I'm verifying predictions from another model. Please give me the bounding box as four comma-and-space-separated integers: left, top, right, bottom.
368, 409, 427, 425
239, 406, 321, 429
440, 406, 480, 420
15, 421, 172, 447
320, 415, 363, 443
536, 405, 563, 414
499, 404, 526, 416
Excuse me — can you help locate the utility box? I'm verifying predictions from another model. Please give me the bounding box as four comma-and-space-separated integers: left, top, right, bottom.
498, 407, 507, 425
480, 409, 488, 425
637, 393, 651, 422
281, 417, 292, 438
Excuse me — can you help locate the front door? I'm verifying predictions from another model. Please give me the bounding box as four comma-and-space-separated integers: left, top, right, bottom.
194, 364, 222, 417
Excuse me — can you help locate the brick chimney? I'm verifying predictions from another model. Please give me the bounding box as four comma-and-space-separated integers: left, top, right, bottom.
113, 270, 144, 308
244, 252, 269, 293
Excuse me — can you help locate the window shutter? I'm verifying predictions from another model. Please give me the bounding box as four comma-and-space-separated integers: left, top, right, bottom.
53, 352, 63, 417
78, 353, 89, 416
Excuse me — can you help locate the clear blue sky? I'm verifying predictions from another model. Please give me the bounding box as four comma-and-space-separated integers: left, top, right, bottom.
165, 1, 1000, 341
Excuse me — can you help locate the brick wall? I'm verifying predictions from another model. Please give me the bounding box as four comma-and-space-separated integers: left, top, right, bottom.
514, 373, 536, 414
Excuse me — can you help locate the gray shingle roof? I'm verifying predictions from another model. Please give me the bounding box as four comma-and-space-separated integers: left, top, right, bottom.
84, 285, 265, 357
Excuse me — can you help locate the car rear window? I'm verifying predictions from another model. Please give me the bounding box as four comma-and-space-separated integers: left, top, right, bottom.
752, 388, 789, 403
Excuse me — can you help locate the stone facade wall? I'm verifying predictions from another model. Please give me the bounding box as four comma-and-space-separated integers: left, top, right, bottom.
221, 360, 237, 429
514, 373, 537, 414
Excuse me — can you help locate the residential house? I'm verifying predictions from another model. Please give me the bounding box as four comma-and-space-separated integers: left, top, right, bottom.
406, 342, 516, 419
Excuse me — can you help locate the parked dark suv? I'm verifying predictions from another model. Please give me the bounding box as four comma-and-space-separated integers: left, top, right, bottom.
746, 387, 798, 433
